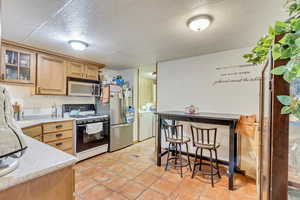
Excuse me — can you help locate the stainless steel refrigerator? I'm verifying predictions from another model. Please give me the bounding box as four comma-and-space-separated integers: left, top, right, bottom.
108, 85, 134, 151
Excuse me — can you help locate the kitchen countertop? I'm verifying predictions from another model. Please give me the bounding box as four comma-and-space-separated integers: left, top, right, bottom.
0, 135, 77, 191
16, 117, 75, 129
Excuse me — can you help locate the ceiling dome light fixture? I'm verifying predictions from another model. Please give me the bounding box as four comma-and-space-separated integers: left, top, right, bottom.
187, 15, 212, 32
68, 40, 89, 51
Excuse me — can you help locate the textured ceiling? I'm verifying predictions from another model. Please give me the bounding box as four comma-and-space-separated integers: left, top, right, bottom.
3, 0, 287, 69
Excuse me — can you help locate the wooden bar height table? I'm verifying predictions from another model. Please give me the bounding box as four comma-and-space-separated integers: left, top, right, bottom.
156, 111, 240, 190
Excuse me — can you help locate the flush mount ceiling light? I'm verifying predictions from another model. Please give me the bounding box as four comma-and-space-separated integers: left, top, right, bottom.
187, 15, 212, 32
68, 40, 89, 51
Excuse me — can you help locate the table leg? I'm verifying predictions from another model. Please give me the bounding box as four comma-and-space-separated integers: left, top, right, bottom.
234, 123, 238, 171
156, 115, 162, 166
228, 121, 236, 190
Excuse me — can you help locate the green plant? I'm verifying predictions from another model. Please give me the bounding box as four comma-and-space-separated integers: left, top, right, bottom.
244, 0, 300, 119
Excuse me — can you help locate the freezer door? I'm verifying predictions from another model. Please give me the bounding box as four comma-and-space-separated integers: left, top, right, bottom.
109, 123, 133, 152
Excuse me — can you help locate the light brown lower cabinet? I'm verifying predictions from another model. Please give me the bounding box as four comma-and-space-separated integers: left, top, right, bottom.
22, 125, 42, 141
43, 129, 73, 143
43, 120, 73, 133
21, 120, 74, 155
0, 166, 74, 200
47, 138, 73, 152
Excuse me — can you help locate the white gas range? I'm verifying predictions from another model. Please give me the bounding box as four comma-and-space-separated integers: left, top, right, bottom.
62, 104, 109, 161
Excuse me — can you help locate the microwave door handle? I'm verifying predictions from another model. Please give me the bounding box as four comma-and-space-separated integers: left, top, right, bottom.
119, 95, 124, 122
121, 93, 126, 122
99, 85, 102, 97
93, 84, 99, 96
92, 84, 95, 96
97, 85, 101, 96
94, 84, 99, 96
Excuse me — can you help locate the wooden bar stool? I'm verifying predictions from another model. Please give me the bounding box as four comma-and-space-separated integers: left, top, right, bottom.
190, 125, 221, 187
163, 124, 192, 177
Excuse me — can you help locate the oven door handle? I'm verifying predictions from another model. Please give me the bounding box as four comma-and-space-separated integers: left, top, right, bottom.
77, 124, 87, 127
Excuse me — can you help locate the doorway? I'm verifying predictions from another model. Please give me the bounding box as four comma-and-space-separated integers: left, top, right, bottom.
137, 65, 157, 142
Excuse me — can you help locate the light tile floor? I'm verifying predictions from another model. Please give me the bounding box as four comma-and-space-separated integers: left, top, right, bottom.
74, 138, 257, 200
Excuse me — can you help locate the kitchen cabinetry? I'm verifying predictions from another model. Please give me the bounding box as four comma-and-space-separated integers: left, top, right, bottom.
42, 121, 73, 154
21, 120, 74, 155
85, 64, 99, 80
1, 40, 104, 89
22, 125, 42, 142
1, 45, 36, 85
0, 166, 74, 200
36, 54, 67, 95
67, 62, 100, 81
67, 61, 85, 78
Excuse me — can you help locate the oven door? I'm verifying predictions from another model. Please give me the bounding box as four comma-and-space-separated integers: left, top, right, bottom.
68, 81, 95, 97
76, 121, 109, 153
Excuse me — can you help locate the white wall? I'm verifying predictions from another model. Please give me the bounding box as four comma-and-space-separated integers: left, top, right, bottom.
3, 85, 94, 116
158, 47, 261, 115
157, 47, 262, 165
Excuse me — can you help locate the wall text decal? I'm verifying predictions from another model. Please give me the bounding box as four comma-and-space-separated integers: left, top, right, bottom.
213, 64, 260, 86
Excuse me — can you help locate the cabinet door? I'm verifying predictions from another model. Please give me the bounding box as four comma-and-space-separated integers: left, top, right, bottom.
1, 46, 36, 84
85, 64, 99, 80
37, 54, 66, 95
67, 61, 85, 78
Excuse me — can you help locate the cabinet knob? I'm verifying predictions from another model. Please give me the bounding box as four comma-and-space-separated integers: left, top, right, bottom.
56, 124, 63, 129
55, 142, 63, 146
37, 86, 41, 93
56, 133, 63, 137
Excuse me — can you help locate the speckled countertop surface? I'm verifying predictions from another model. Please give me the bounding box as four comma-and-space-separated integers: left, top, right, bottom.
16, 117, 75, 128
0, 135, 77, 191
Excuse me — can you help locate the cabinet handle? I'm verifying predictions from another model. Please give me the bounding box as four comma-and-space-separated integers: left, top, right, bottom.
37, 86, 41, 94
56, 124, 63, 129
56, 133, 63, 137
55, 142, 63, 146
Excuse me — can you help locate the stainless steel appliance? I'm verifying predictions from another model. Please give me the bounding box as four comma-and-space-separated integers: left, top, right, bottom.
99, 84, 134, 152
62, 104, 109, 161
67, 78, 101, 97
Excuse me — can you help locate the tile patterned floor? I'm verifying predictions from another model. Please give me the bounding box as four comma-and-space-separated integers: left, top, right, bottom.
74, 138, 257, 200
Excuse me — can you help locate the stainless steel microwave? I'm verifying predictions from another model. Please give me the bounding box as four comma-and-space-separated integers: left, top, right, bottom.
68, 81, 100, 97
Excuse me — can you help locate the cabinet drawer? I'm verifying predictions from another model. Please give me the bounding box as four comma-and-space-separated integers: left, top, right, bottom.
22, 125, 42, 138
43, 121, 73, 133
33, 135, 42, 142
43, 130, 73, 143
47, 138, 72, 151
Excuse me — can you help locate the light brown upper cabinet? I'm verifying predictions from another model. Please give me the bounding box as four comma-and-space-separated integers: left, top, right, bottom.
1, 45, 36, 85
85, 64, 99, 80
67, 62, 100, 81
36, 54, 67, 95
67, 61, 85, 78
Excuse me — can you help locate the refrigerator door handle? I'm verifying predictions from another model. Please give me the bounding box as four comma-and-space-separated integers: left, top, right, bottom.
120, 95, 126, 122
